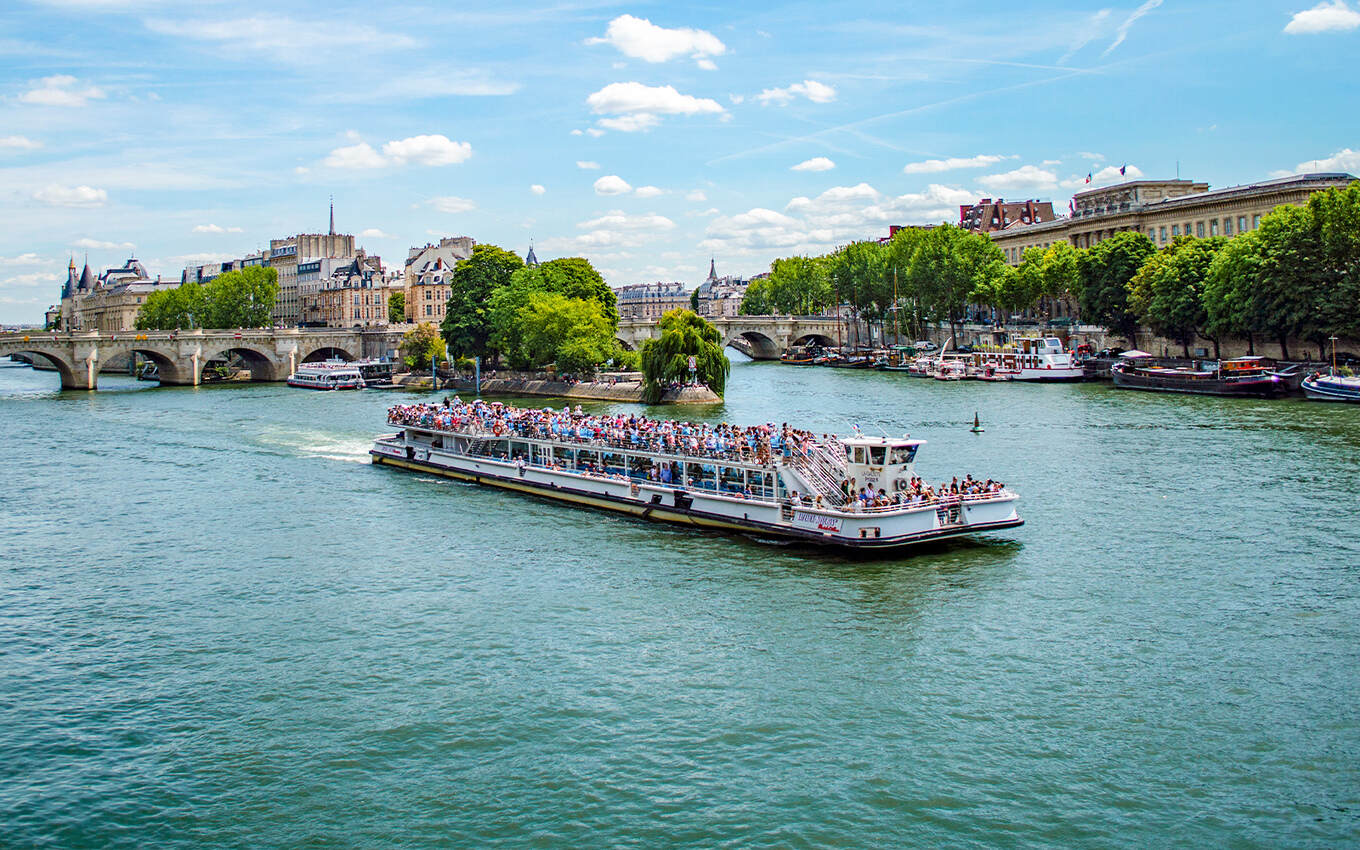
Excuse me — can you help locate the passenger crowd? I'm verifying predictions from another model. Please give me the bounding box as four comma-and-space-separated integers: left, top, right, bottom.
385, 398, 1008, 511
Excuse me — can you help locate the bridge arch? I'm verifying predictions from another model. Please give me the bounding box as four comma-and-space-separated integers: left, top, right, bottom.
200, 345, 281, 382
790, 333, 836, 349
13, 349, 80, 389
614, 337, 635, 352
98, 347, 186, 385
301, 345, 358, 363
724, 331, 780, 360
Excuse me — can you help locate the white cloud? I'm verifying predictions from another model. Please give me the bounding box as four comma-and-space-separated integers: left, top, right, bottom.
586, 82, 724, 133
577, 160, 600, 170
1103, 0, 1162, 56
1279, 148, 1360, 174
530, 184, 546, 195
696, 58, 717, 71
977, 165, 1059, 192
598, 114, 662, 132
634, 185, 665, 198
358, 228, 395, 238
0, 135, 42, 151
593, 175, 633, 195
34, 184, 107, 207
73, 238, 134, 251
0, 253, 49, 265
685, 189, 707, 201
1079, 151, 1105, 160
903, 154, 1011, 174
3, 271, 60, 290
756, 79, 836, 106
428, 196, 476, 213
792, 156, 836, 172
585, 14, 726, 68
324, 134, 472, 169
18, 75, 105, 107
144, 16, 416, 62
381, 134, 472, 166
324, 141, 386, 169
192, 224, 243, 234
1285, 0, 1360, 32
570, 129, 584, 136
586, 128, 606, 138
576, 211, 675, 231
702, 183, 973, 254
729, 93, 745, 105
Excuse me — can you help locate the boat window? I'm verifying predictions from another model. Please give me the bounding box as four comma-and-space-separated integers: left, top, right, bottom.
845, 446, 854, 462
601, 451, 625, 475
719, 466, 745, 493
868, 446, 886, 466
553, 446, 574, 467
509, 441, 529, 460
576, 449, 599, 471
853, 447, 867, 464
685, 461, 714, 489
890, 446, 917, 464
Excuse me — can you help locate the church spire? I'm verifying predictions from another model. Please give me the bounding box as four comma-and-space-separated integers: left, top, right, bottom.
329, 196, 335, 236
706, 258, 717, 282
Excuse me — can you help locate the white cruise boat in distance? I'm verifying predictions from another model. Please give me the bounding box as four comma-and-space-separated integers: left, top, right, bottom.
372, 400, 1023, 552
969, 337, 1084, 381
287, 361, 365, 390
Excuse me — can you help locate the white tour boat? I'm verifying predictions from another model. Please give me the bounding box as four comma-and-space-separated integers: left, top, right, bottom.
287, 361, 365, 390
969, 337, 1084, 381
372, 401, 1023, 552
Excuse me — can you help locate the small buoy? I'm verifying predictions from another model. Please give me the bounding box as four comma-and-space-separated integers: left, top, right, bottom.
970, 411, 984, 433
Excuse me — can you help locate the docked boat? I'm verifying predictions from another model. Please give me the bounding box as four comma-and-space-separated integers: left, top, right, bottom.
1301, 372, 1360, 403
934, 356, 969, 381
969, 337, 1084, 381
1111, 356, 1286, 397
372, 400, 1023, 552
287, 362, 365, 390
875, 345, 916, 372
780, 345, 820, 365
907, 355, 939, 378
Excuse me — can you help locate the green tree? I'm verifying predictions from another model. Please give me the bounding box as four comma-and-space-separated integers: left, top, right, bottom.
440, 243, 524, 359
766, 255, 832, 315
387, 291, 405, 324
905, 225, 1005, 342
689, 288, 700, 311
1040, 242, 1081, 317
1077, 231, 1156, 346
1128, 236, 1226, 357
1204, 230, 1267, 354
137, 282, 206, 330
401, 321, 447, 370
202, 267, 278, 328
516, 292, 617, 373
487, 257, 616, 367
827, 240, 889, 346
739, 277, 773, 315
639, 309, 730, 402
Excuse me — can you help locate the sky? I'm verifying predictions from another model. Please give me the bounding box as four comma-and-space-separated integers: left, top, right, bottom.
1, 0, 1358, 324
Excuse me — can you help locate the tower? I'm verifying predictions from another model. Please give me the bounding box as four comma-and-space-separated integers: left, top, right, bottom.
62, 257, 77, 299
525, 242, 539, 267
706, 258, 717, 283
329, 197, 335, 236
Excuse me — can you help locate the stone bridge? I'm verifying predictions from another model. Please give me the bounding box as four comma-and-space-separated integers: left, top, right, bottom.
617, 315, 841, 360
0, 327, 406, 390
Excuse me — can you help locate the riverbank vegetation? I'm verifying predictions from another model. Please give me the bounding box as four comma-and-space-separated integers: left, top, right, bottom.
741, 182, 1360, 356
639, 309, 729, 403
135, 267, 278, 330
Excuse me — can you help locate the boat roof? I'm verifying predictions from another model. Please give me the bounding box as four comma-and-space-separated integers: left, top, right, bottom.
840, 434, 925, 447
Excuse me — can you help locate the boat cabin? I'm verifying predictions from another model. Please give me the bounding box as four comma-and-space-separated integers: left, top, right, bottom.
840, 435, 924, 494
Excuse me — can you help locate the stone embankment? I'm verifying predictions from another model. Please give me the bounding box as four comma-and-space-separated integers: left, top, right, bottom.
393, 372, 721, 404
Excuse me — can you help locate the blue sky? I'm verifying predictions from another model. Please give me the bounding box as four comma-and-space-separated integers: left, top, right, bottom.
2, 0, 1358, 323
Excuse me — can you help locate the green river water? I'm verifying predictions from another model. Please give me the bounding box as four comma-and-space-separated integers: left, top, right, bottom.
1, 357, 1357, 848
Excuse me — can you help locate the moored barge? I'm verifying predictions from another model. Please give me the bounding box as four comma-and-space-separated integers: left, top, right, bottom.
372, 400, 1023, 552
1111, 356, 1286, 397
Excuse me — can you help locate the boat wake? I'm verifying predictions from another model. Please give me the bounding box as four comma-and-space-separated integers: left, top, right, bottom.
258, 427, 372, 464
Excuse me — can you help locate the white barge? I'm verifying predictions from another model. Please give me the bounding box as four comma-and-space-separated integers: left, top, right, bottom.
969, 337, 1084, 381
371, 402, 1023, 552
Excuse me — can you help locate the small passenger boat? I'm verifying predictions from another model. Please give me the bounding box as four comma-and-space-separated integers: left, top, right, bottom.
372, 401, 1023, 552
969, 337, 1084, 381
1111, 356, 1286, 397
288, 362, 365, 390
780, 345, 820, 365
1301, 372, 1360, 403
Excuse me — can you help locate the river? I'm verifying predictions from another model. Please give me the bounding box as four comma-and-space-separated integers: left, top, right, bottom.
1, 358, 1357, 847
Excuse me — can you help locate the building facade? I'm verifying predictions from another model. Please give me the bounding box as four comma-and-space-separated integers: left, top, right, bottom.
614, 281, 689, 320
693, 260, 752, 318
58, 256, 181, 332
959, 198, 1056, 233
303, 251, 398, 328
990, 173, 1355, 264
404, 236, 475, 322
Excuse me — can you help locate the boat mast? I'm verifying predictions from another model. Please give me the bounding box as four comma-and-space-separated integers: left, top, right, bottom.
1331, 335, 1338, 376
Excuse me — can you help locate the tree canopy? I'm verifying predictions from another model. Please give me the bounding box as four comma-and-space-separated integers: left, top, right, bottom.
1076, 231, 1155, 346
440, 243, 524, 358
639, 309, 730, 402
488, 256, 617, 369
136, 267, 277, 330
1128, 236, 1225, 356
387, 291, 405, 324
401, 322, 446, 370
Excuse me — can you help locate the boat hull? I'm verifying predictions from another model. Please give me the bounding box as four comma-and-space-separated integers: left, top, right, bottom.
287, 378, 363, 390
1301, 376, 1360, 402
371, 446, 1023, 553
1112, 368, 1285, 397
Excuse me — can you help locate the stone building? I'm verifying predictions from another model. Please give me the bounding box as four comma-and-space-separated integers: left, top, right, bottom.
990, 172, 1356, 265
693, 260, 751, 318
302, 251, 398, 328
959, 198, 1056, 233
58, 256, 180, 332
404, 236, 475, 322
269, 204, 356, 325
614, 281, 689, 320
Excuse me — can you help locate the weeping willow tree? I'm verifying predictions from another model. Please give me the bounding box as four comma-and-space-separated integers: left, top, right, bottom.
639, 309, 730, 402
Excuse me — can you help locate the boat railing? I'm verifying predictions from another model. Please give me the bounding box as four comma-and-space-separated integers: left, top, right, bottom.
838, 489, 1015, 514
